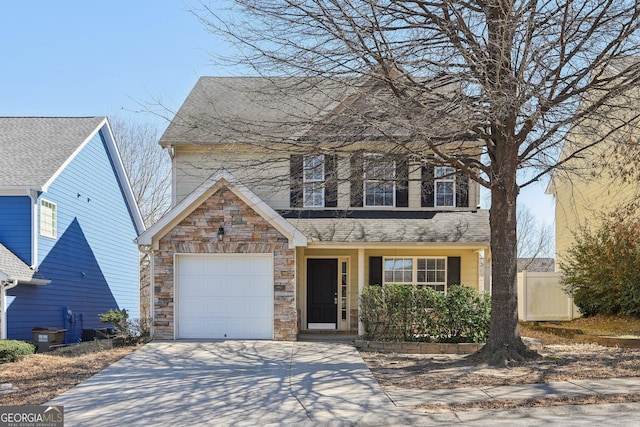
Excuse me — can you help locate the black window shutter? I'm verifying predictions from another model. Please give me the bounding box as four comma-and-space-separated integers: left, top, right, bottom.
456, 172, 469, 208
421, 164, 434, 207
369, 256, 383, 286
395, 157, 409, 207
350, 152, 363, 207
447, 257, 461, 286
290, 155, 303, 208
324, 155, 338, 208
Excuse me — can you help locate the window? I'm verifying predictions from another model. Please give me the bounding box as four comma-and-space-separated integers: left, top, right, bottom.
40, 199, 57, 239
303, 155, 324, 207
435, 166, 455, 207
364, 155, 395, 207
384, 257, 447, 291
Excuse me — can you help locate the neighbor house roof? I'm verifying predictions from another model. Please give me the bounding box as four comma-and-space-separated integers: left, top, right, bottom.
287, 210, 490, 246
0, 243, 49, 285
0, 117, 106, 189
0, 116, 145, 234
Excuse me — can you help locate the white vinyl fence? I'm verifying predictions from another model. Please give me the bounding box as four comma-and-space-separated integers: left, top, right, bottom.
517, 271, 581, 321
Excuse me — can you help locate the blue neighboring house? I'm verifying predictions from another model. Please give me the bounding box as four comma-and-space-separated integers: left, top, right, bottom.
0, 117, 145, 343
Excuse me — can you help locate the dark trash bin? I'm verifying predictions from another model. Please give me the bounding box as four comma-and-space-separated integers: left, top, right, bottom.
32, 327, 67, 352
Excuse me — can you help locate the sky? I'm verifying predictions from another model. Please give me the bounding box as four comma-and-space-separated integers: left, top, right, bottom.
0, 1, 555, 232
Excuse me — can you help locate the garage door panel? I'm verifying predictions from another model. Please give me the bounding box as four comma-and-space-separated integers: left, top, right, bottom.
176, 254, 274, 339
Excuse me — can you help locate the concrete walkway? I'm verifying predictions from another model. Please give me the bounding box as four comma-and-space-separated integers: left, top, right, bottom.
387, 377, 640, 407
47, 341, 640, 426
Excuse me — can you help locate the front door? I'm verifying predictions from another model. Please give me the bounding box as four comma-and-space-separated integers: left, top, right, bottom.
307, 259, 338, 329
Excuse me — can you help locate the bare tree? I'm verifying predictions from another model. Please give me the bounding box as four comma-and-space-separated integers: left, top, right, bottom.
111, 117, 171, 320
190, 1, 640, 364
110, 117, 171, 227
517, 204, 553, 271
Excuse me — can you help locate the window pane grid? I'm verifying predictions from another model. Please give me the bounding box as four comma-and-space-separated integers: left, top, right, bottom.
364, 155, 395, 207
435, 166, 455, 207
384, 257, 447, 291
40, 199, 57, 239
303, 155, 325, 207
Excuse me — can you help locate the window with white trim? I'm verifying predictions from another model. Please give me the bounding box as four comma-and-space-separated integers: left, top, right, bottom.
435, 166, 456, 207
40, 199, 57, 239
303, 154, 325, 207
384, 257, 447, 291
364, 155, 395, 207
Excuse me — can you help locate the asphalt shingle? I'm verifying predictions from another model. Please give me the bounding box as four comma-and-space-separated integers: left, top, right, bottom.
0, 117, 106, 188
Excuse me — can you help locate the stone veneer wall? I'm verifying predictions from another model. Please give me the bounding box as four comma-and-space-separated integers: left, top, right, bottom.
153, 187, 297, 340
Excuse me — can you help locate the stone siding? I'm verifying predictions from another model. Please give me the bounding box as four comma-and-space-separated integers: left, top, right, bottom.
153, 187, 297, 340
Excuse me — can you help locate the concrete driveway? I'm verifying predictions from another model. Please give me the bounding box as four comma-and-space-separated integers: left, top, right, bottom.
47, 340, 413, 426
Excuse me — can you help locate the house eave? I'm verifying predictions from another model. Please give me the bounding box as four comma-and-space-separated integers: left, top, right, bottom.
136, 171, 308, 249
305, 241, 491, 250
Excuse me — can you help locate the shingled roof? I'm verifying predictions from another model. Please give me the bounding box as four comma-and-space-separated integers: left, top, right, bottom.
160, 77, 358, 146
0, 243, 49, 285
0, 117, 106, 188
287, 210, 490, 244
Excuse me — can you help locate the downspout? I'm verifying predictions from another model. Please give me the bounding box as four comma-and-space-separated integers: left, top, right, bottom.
29, 190, 39, 269
1, 280, 19, 340
166, 145, 177, 208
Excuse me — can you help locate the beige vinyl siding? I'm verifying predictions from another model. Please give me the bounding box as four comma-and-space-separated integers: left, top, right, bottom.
364, 248, 481, 289
554, 164, 636, 264
174, 147, 291, 209
173, 146, 482, 211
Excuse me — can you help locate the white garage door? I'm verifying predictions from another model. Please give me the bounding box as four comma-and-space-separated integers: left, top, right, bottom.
176, 254, 274, 339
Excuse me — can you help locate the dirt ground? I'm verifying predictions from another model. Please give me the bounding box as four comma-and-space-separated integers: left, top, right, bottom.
360, 322, 640, 412
0, 341, 137, 406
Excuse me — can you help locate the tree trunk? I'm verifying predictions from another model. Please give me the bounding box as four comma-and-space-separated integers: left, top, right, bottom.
470, 173, 539, 366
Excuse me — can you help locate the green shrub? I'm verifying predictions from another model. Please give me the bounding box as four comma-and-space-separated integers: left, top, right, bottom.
431, 285, 491, 343
560, 213, 640, 317
0, 340, 35, 364
360, 284, 490, 343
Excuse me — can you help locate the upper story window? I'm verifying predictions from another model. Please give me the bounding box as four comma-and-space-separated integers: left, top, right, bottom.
40, 199, 57, 239
364, 155, 395, 207
383, 256, 447, 292
435, 166, 456, 207
303, 154, 325, 207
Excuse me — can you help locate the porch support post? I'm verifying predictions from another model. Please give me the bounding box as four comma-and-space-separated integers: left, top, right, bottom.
484, 249, 492, 293
358, 248, 365, 337
1, 279, 18, 340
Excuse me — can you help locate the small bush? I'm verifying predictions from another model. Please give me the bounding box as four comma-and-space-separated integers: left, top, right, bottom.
360, 284, 490, 343
0, 340, 35, 364
99, 309, 151, 347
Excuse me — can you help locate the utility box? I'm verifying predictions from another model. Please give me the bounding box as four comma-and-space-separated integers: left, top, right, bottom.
32, 327, 67, 352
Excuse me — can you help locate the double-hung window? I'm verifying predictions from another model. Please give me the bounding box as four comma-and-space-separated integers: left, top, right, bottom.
303, 154, 325, 207
40, 199, 57, 239
364, 155, 395, 207
435, 166, 455, 207
384, 257, 447, 291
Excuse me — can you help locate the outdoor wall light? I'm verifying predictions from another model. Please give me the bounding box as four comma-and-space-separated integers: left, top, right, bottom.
217, 226, 225, 241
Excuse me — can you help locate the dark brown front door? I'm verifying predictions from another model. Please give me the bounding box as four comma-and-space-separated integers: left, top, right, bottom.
307, 259, 338, 327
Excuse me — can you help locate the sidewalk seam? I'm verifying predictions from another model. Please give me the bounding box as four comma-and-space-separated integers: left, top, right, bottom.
288, 341, 313, 421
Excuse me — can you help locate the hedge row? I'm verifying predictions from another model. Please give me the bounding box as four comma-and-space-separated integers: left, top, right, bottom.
360, 284, 490, 343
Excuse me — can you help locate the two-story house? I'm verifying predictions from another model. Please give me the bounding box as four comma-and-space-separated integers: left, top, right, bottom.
0, 117, 145, 342
137, 76, 490, 341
